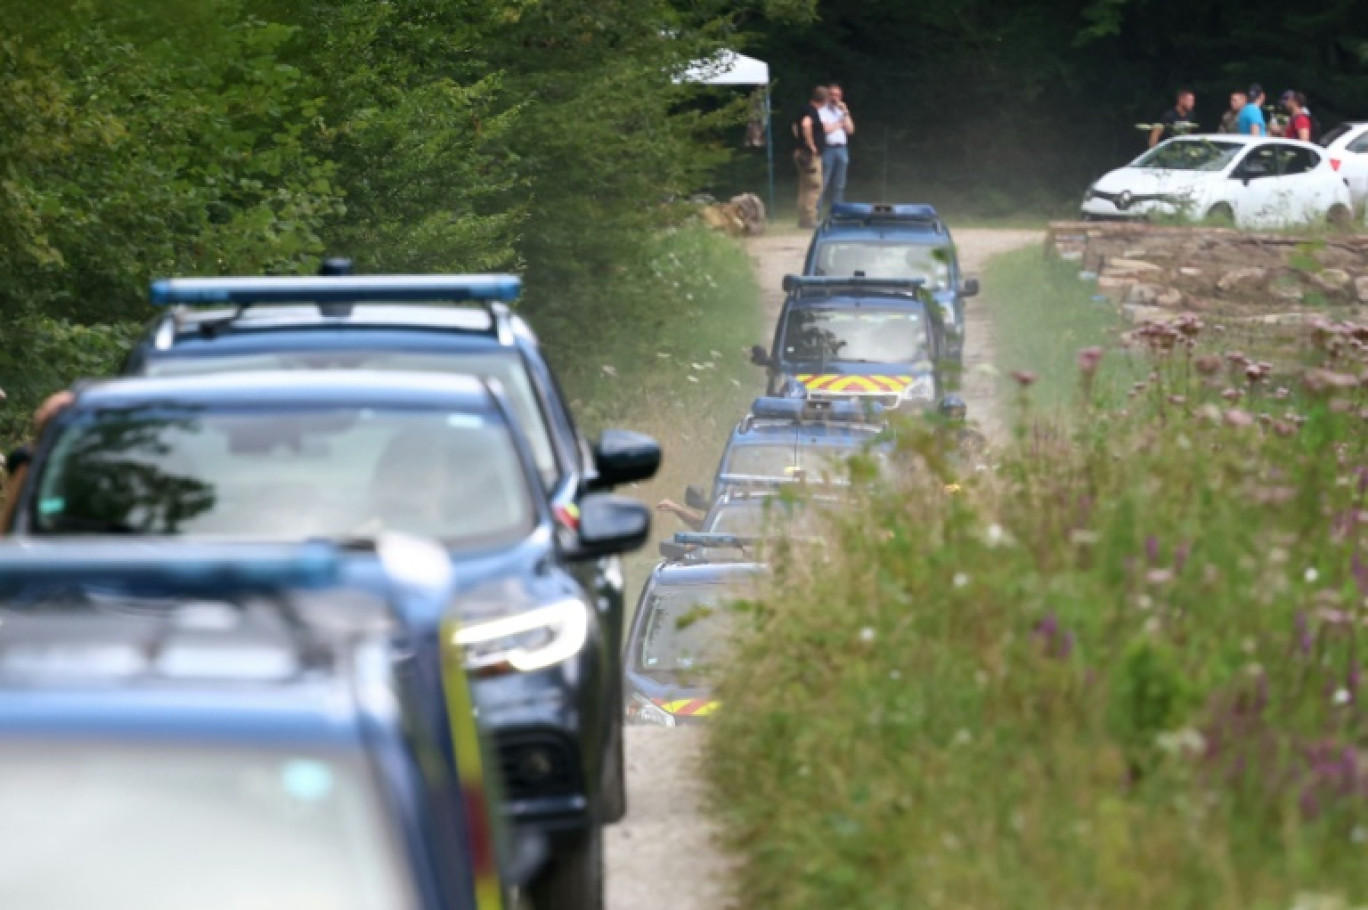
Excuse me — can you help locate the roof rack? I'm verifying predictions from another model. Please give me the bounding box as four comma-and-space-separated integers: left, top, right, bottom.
148, 274, 521, 346
746, 396, 885, 428
781, 274, 925, 297
824, 202, 944, 232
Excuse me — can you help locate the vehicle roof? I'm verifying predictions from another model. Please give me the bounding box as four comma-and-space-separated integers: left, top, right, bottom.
1162, 133, 1323, 149
814, 224, 954, 245
72, 370, 497, 411
650, 561, 765, 586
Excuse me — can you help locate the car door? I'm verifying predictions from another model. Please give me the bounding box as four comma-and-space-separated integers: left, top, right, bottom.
1340, 130, 1368, 213
1229, 144, 1284, 228
1273, 145, 1332, 223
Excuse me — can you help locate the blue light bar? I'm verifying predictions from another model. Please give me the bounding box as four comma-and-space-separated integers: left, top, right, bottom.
149, 274, 522, 307
829, 202, 939, 221
749, 397, 884, 422
0, 541, 340, 590
782, 274, 925, 294
673, 532, 759, 549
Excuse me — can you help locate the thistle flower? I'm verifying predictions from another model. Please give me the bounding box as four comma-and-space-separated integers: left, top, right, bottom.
1224, 409, 1254, 427
1010, 370, 1037, 387
1195, 355, 1222, 376
1076, 346, 1104, 376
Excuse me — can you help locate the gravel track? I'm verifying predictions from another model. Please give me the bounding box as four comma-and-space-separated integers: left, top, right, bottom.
604, 227, 1041, 910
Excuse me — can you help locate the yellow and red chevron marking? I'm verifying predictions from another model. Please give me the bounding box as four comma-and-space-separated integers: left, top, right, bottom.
795, 374, 913, 394
659, 698, 720, 717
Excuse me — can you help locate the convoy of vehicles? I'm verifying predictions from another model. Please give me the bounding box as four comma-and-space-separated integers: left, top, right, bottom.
0, 199, 974, 906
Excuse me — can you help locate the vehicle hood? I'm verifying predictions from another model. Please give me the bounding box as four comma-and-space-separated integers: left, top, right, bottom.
625, 671, 717, 721
780, 363, 934, 395
1093, 167, 1209, 196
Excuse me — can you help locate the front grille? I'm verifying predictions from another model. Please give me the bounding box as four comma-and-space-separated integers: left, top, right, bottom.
496, 730, 581, 802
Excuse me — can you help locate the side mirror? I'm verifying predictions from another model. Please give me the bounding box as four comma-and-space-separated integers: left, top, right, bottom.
569, 494, 651, 561
684, 485, 709, 511
591, 429, 661, 489
938, 395, 968, 422
750, 344, 771, 367
961, 277, 980, 298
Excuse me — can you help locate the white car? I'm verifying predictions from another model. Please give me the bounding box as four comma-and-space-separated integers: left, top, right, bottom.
1081, 134, 1354, 229
1319, 122, 1368, 214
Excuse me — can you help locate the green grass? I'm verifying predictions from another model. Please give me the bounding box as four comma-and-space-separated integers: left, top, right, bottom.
544, 225, 764, 596
986, 245, 1137, 413
706, 270, 1368, 909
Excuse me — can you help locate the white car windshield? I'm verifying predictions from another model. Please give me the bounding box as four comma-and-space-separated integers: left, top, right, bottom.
147, 350, 561, 490
780, 308, 929, 365
813, 242, 952, 290
34, 406, 536, 548
1134, 139, 1243, 171
0, 743, 415, 910
639, 584, 739, 676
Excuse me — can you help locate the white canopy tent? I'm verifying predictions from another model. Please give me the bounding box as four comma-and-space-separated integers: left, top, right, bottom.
676, 51, 775, 216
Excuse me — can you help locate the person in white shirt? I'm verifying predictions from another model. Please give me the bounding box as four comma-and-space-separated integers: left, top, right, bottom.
818, 83, 855, 215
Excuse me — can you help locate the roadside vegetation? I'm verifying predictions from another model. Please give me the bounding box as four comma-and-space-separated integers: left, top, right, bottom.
708, 283, 1368, 906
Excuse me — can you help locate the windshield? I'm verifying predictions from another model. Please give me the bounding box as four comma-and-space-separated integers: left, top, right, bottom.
705, 497, 828, 537
638, 584, 740, 677
34, 406, 535, 547
721, 443, 872, 482
146, 350, 561, 489
0, 743, 414, 910
813, 241, 952, 290
780, 308, 929, 365
1133, 139, 1243, 171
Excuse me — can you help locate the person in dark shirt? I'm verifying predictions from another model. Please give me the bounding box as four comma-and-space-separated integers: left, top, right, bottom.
1, 390, 74, 534
1149, 88, 1196, 148
791, 85, 828, 228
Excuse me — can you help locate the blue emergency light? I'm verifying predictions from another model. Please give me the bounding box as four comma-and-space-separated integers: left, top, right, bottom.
0, 541, 341, 590
828, 202, 939, 221
782, 274, 925, 294
749, 397, 884, 423
149, 274, 522, 307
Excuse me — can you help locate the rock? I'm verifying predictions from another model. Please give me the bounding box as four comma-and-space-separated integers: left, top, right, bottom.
1105, 257, 1164, 274
1217, 267, 1267, 292
728, 193, 767, 236
1178, 267, 1204, 278
1122, 304, 1170, 323
1125, 282, 1183, 308
1270, 281, 1304, 302
1312, 268, 1353, 292
1356, 276, 1368, 303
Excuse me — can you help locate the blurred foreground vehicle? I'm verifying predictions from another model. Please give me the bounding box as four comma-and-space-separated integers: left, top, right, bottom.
1081, 135, 1354, 227
751, 276, 960, 416
0, 538, 515, 910
802, 203, 979, 361
123, 271, 662, 827
1319, 122, 1368, 215
623, 559, 761, 727
8, 371, 650, 910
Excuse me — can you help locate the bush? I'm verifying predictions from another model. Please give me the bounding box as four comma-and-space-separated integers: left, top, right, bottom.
707, 313, 1368, 909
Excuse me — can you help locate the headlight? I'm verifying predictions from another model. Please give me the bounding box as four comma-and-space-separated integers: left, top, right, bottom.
625, 692, 676, 727
900, 374, 935, 402
453, 599, 588, 675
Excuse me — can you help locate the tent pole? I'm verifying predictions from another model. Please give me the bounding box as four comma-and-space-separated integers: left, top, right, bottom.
765, 87, 775, 224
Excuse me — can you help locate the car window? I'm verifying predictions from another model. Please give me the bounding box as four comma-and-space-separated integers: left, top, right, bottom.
813, 241, 952, 290
1277, 145, 1320, 175
721, 443, 870, 482
1321, 124, 1354, 147
638, 584, 737, 676
145, 350, 562, 490
1134, 139, 1243, 171
1348, 133, 1368, 155
33, 405, 537, 548
0, 743, 416, 910
1234, 145, 1280, 180
780, 307, 930, 366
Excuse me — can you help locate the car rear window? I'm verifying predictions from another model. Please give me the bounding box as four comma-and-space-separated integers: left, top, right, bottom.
146, 350, 561, 490
0, 742, 416, 910
33, 405, 536, 548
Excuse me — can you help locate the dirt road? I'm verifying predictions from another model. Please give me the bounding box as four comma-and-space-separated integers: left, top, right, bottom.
604, 227, 1041, 910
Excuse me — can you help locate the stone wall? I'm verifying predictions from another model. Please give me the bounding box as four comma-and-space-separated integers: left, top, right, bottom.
1047, 222, 1368, 325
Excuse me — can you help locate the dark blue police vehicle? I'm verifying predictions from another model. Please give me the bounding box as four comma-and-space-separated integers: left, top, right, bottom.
7, 369, 645, 910
802, 203, 979, 361
120, 273, 659, 827
0, 539, 514, 910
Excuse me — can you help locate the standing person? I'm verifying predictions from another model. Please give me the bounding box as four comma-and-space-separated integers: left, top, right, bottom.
1148, 89, 1196, 148
818, 83, 855, 214
1220, 91, 1247, 134
1279, 90, 1312, 141
792, 86, 828, 229
1238, 84, 1267, 136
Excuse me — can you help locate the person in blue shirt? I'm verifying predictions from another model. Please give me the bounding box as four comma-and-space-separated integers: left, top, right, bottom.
1237, 84, 1267, 136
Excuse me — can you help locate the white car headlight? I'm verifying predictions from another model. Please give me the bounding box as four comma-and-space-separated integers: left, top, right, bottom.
901, 374, 936, 402
625, 692, 676, 727
453, 599, 589, 675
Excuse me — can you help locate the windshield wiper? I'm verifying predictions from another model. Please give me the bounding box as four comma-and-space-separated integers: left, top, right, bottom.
45, 515, 138, 534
